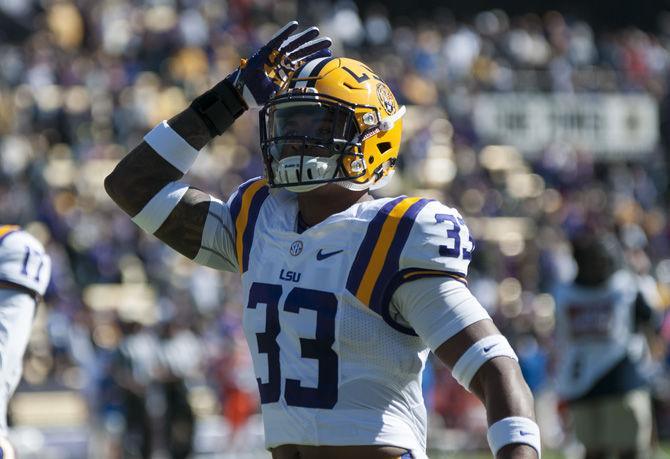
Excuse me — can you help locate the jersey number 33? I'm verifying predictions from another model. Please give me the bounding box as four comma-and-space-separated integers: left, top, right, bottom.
248, 282, 338, 409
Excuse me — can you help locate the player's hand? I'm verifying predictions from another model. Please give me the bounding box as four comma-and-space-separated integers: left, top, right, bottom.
226, 21, 332, 108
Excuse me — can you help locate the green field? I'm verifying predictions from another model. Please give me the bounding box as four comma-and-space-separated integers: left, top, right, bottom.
425, 445, 670, 459
428, 453, 561, 459
210, 444, 670, 458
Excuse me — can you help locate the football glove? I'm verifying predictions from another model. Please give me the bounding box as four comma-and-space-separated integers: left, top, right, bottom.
226, 21, 332, 108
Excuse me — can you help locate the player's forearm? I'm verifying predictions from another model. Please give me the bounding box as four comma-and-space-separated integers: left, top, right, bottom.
496, 445, 538, 459
472, 358, 538, 459
105, 77, 246, 216
168, 106, 216, 151
473, 358, 535, 424
104, 107, 214, 216
103, 107, 221, 258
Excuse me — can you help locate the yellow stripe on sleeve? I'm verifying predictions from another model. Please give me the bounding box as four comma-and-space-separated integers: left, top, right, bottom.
355, 197, 421, 305
0, 225, 20, 239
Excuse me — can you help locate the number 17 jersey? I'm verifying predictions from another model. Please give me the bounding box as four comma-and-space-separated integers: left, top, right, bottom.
0, 225, 50, 296
200, 178, 474, 457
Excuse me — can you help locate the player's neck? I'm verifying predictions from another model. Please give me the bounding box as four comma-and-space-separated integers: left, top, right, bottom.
297, 185, 372, 227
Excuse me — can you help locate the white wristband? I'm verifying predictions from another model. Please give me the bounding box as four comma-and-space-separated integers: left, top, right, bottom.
452, 334, 518, 390
487, 417, 541, 458
132, 181, 189, 234
144, 120, 199, 173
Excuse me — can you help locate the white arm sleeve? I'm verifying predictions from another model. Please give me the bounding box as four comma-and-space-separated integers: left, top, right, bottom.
390, 277, 491, 352
192, 197, 239, 272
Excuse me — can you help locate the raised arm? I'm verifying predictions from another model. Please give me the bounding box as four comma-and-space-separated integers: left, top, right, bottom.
104, 107, 218, 258
105, 21, 332, 265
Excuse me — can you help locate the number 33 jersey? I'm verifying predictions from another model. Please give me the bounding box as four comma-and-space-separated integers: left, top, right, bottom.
195, 178, 475, 456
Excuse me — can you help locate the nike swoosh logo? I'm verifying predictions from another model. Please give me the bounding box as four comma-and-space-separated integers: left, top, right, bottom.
483, 345, 494, 352
316, 249, 344, 261
519, 431, 532, 436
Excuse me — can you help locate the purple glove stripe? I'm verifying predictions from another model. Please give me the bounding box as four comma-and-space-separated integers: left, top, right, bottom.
288, 37, 333, 61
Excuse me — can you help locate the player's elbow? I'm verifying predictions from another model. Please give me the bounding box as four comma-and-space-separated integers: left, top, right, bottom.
104, 167, 124, 206
104, 161, 138, 215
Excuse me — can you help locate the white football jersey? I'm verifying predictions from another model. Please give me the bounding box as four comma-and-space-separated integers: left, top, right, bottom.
194, 178, 475, 457
0, 225, 51, 296
553, 270, 646, 400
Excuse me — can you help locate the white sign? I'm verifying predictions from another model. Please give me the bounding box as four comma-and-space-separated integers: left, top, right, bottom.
472, 93, 659, 157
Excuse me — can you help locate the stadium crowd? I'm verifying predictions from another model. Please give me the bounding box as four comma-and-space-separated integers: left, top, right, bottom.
1, 0, 670, 456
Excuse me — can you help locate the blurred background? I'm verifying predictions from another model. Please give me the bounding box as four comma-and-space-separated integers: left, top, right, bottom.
1, 0, 670, 457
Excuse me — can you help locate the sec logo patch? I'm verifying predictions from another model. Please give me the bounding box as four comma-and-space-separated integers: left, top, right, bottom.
290, 240, 303, 256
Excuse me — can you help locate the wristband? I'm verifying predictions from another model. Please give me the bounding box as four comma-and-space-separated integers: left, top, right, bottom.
452, 334, 518, 390
132, 182, 189, 234
144, 121, 199, 174
487, 417, 541, 458
190, 79, 247, 137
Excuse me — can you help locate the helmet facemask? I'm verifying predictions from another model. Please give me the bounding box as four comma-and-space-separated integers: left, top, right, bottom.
260, 93, 370, 192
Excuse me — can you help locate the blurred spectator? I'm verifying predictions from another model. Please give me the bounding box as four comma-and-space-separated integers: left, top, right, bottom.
108, 317, 203, 459
111, 319, 159, 459
156, 321, 201, 459
552, 232, 661, 458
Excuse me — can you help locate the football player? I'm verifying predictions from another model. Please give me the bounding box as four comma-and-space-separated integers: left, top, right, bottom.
554, 233, 657, 459
0, 225, 52, 458
105, 22, 539, 459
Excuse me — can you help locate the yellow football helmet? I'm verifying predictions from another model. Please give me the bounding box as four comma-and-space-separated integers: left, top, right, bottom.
259, 57, 405, 192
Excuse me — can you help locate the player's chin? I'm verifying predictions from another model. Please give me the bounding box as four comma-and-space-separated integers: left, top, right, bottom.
301, 182, 344, 197
295, 182, 364, 201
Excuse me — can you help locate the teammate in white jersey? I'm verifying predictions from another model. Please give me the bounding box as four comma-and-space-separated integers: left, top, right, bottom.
105, 21, 539, 459
0, 225, 52, 458
554, 233, 657, 458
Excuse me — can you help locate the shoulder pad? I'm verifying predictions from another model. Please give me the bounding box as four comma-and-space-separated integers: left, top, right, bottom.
0, 226, 51, 296
346, 197, 474, 314
227, 177, 270, 273
399, 200, 473, 281
0, 226, 44, 254
0, 225, 21, 244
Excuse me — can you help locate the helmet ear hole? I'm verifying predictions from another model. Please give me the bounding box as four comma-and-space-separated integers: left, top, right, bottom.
377, 142, 392, 154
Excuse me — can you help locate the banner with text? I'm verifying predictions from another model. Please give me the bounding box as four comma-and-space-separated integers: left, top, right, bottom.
472, 93, 658, 158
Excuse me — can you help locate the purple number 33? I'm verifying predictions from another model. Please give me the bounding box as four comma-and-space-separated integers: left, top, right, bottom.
21, 246, 45, 282
435, 214, 474, 260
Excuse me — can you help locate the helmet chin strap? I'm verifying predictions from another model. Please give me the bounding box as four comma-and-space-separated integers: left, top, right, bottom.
379, 105, 406, 131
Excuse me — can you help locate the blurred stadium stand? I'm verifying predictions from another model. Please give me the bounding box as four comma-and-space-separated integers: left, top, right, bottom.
1, 0, 670, 457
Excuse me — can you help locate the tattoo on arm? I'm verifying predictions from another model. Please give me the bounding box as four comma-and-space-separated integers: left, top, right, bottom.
105, 106, 221, 259
105, 144, 182, 216
168, 107, 213, 150
154, 188, 211, 259
104, 107, 214, 214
